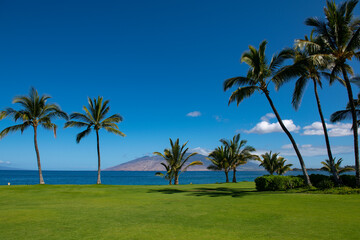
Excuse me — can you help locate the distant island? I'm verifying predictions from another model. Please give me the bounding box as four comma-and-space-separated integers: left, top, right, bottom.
105, 154, 265, 171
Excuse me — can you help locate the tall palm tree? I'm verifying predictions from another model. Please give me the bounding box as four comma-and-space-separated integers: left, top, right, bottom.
321, 157, 355, 175
154, 138, 203, 185
207, 146, 231, 183
220, 134, 258, 183
224, 40, 312, 186
0, 88, 68, 184
275, 157, 293, 175
259, 152, 280, 175
305, 0, 360, 186
290, 33, 341, 184
64, 96, 125, 184
330, 93, 360, 126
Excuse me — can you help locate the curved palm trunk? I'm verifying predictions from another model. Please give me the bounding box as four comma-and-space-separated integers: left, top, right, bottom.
232, 168, 237, 183
313, 80, 341, 185
225, 170, 229, 183
33, 126, 45, 184
169, 179, 172, 185
341, 68, 360, 187
96, 130, 101, 184
264, 91, 312, 186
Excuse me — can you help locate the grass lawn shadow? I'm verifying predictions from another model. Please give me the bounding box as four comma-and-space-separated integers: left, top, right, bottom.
148, 186, 257, 198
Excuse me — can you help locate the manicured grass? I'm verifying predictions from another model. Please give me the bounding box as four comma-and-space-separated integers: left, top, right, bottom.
0, 182, 359, 240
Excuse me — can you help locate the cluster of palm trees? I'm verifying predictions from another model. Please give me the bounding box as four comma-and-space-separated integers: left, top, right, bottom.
224, 0, 360, 187
258, 152, 293, 176
154, 138, 203, 185
206, 134, 258, 183
0, 88, 125, 184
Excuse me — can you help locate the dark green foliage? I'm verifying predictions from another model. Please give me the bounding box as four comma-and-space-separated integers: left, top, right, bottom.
340, 175, 357, 188
317, 179, 335, 189
308, 174, 332, 187
255, 175, 305, 191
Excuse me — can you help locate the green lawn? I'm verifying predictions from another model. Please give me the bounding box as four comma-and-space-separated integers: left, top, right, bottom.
0, 182, 359, 240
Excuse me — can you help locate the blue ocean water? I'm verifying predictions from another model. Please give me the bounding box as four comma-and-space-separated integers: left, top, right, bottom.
0, 170, 329, 185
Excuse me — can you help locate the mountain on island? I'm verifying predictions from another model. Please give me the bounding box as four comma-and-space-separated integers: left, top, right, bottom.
105, 154, 264, 171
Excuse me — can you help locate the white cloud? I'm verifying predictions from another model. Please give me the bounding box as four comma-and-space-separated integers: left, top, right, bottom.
0, 160, 10, 165
245, 119, 300, 134
303, 122, 357, 137
261, 113, 276, 121
279, 144, 353, 157
189, 147, 211, 156
214, 115, 229, 123
186, 111, 201, 117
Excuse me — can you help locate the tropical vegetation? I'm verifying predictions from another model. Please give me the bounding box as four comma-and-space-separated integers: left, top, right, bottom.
0, 88, 68, 184
258, 151, 292, 175
207, 145, 232, 182
64, 96, 125, 184
321, 157, 355, 175
223, 40, 312, 186
153, 138, 203, 185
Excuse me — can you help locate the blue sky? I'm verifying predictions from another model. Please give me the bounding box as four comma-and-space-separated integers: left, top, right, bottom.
0, 0, 359, 170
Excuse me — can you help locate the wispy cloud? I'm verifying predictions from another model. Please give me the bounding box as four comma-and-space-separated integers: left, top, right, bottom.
279, 144, 353, 157
303, 122, 357, 137
189, 147, 211, 156
214, 115, 229, 123
0, 160, 11, 165
186, 111, 201, 117
245, 113, 300, 134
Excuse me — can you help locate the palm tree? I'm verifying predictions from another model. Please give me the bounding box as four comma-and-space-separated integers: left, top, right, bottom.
64, 96, 125, 184
321, 157, 355, 175
290, 32, 341, 184
224, 40, 312, 186
155, 159, 174, 185
0, 88, 68, 184
154, 138, 203, 185
220, 134, 258, 183
259, 152, 280, 175
276, 157, 293, 175
207, 146, 231, 183
305, 0, 360, 186
330, 93, 360, 126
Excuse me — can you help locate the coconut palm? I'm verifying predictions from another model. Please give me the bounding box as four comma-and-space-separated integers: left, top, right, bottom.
321, 157, 355, 175
259, 152, 280, 175
330, 93, 360, 126
155, 158, 174, 185
276, 157, 293, 175
305, 0, 360, 186
0, 88, 68, 184
223, 40, 312, 186
154, 138, 203, 185
207, 146, 231, 183
289, 33, 341, 184
64, 96, 125, 184
220, 134, 258, 183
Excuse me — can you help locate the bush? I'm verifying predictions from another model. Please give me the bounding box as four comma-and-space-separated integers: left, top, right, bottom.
308, 174, 331, 187
340, 175, 356, 188
255, 175, 305, 191
317, 179, 334, 189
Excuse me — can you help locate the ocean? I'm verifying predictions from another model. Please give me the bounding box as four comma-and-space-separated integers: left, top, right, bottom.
0, 170, 329, 185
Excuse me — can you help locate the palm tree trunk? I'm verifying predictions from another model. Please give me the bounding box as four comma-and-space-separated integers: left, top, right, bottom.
232, 168, 237, 183
264, 91, 312, 186
169, 179, 172, 185
313, 79, 341, 185
96, 130, 101, 184
33, 126, 45, 184
225, 170, 229, 183
174, 173, 179, 185
341, 68, 360, 187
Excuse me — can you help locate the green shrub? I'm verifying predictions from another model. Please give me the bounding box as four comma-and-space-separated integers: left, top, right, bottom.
255, 175, 305, 191
340, 175, 356, 188
308, 174, 331, 187
317, 179, 334, 189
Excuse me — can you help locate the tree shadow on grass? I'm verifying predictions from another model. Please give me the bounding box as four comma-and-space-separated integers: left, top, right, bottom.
148, 187, 257, 198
